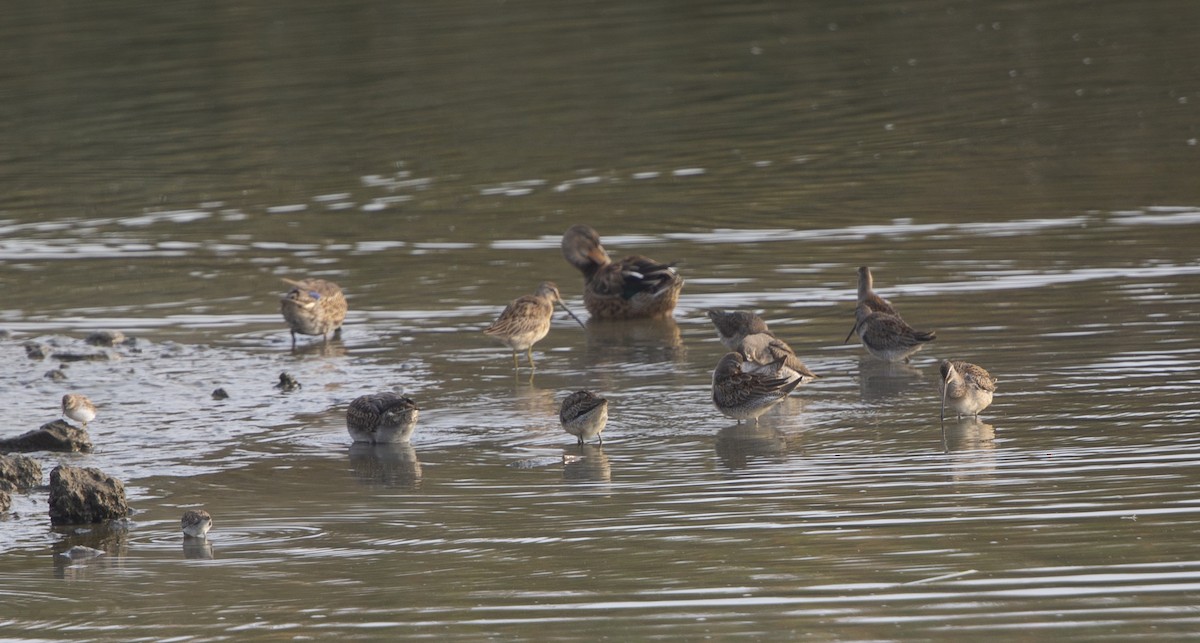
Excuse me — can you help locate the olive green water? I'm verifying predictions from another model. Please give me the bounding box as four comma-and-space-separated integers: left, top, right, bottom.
3, 0, 1200, 639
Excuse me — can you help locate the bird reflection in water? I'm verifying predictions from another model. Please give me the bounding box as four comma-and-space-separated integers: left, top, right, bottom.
562, 444, 611, 482
182, 538, 215, 560
348, 442, 423, 489
943, 418, 998, 484
715, 424, 790, 471
857, 357, 925, 401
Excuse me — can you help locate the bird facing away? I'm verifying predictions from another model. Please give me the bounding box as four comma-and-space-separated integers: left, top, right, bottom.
181, 509, 213, 539
845, 303, 936, 363
280, 278, 348, 347
61, 394, 96, 429
855, 266, 900, 316
346, 393, 421, 444
711, 352, 802, 424
940, 360, 997, 420
560, 390, 609, 445
561, 224, 683, 320
484, 281, 584, 370
706, 310, 819, 385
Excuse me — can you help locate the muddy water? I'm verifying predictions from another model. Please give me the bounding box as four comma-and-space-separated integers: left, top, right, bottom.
3, 0, 1200, 639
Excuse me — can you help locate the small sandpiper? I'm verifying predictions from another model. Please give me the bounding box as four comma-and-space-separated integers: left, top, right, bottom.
940, 360, 997, 420
561, 224, 683, 320
346, 393, 421, 444
854, 266, 900, 316
712, 352, 802, 424
181, 509, 213, 539
706, 309, 819, 385
559, 390, 609, 445
61, 394, 96, 429
845, 303, 936, 363
484, 281, 584, 370
280, 278, 348, 347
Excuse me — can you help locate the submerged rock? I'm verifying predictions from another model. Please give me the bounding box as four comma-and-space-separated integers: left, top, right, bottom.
211, 388, 229, 400
59, 545, 106, 560
84, 330, 126, 347
0, 453, 42, 491
47, 465, 130, 525
24, 341, 51, 360
51, 349, 116, 362
275, 372, 301, 392
0, 420, 93, 453
44, 368, 68, 381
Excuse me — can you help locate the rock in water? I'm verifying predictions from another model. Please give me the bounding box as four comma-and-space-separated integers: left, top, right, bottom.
84, 330, 126, 347
0, 420, 93, 453
0, 453, 42, 491
47, 465, 130, 525
275, 372, 301, 392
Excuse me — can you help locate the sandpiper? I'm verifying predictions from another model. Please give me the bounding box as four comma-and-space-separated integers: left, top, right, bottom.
561, 224, 683, 320
845, 303, 936, 363
712, 352, 801, 424
484, 281, 584, 369
280, 278, 348, 347
855, 266, 900, 316
61, 394, 96, 429
706, 310, 819, 385
940, 360, 997, 420
560, 390, 609, 445
346, 393, 421, 444
181, 509, 212, 539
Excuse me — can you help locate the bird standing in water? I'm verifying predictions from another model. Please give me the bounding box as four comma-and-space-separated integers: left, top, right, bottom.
346, 393, 421, 444
845, 303, 936, 363
181, 509, 213, 539
559, 390, 609, 445
280, 278, 348, 347
484, 281, 584, 370
61, 394, 96, 429
706, 309, 819, 386
711, 352, 801, 424
561, 224, 683, 320
940, 360, 997, 420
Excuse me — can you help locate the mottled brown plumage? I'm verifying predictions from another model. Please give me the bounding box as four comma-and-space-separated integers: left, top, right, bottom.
561, 224, 683, 320
846, 303, 936, 363
855, 266, 899, 316
940, 360, 997, 420
559, 390, 609, 445
346, 393, 421, 444
484, 282, 583, 369
706, 310, 818, 385
61, 393, 96, 429
181, 509, 212, 539
711, 352, 801, 424
280, 278, 347, 347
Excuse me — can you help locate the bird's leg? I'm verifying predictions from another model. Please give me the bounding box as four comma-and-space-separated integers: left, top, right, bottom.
511, 350, 520, 370
526, 348, 536, 370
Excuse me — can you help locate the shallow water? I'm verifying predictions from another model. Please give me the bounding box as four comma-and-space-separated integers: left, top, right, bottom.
3, 0, 1200, 639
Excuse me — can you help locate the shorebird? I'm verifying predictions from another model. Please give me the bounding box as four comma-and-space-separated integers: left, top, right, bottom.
280, 278, 348, 347
940, 360, 997, 420
712, 352, 801, 424
854, 266, 900, 316
706, 310, 819, 385
845, 303, 936, 363
484, 281, 584, 369
561, 224, 683, 320
181, 509, 212, 539
346, 393, 421, 444
61, 394, 96, 429
559, 390, 609, 445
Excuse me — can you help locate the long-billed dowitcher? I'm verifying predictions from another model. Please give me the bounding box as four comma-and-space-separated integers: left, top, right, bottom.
484, 281, 584, 370
181, 509, 212, 539
940, 360, 997, 420
845, 303, 936, 363
855, 266, 900, 316
561, 224, 683, 320
559, 390, 609, 445
61, 393, 96, 429
280, 278, 348, 347
346, 393, 421, 444
712, 352, 802, 424
707, 310, 819, 385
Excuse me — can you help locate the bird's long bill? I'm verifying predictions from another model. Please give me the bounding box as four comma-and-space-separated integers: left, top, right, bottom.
557, 301, 587, 328
940, 371, 950, 421
843, 319, 863, 344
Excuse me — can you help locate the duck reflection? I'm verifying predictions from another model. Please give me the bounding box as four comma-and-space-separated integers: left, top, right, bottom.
715, 424, 789, 470
562, 444, 611, 482
289, 337, 348, 358
348, 442, 423, 488
182, 538, 215, 560
858, 357, 924, 401
51, 522, 129, 579
584, 317, 685, 363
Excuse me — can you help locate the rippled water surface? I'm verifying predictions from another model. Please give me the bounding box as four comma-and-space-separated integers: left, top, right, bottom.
3, 0, 1200, 639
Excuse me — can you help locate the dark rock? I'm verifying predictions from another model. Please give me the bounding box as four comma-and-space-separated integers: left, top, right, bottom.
212, 388, 229, 400
48, 465, 130, 525
51, 350, 116, 362
0, 420, 93, 453
24, 341, 51, 360
84, 330, 126, 347
0, 490, 9, 512
275, 372, 301, 392
45, 368, 68, 381
0, 453, 42, 491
